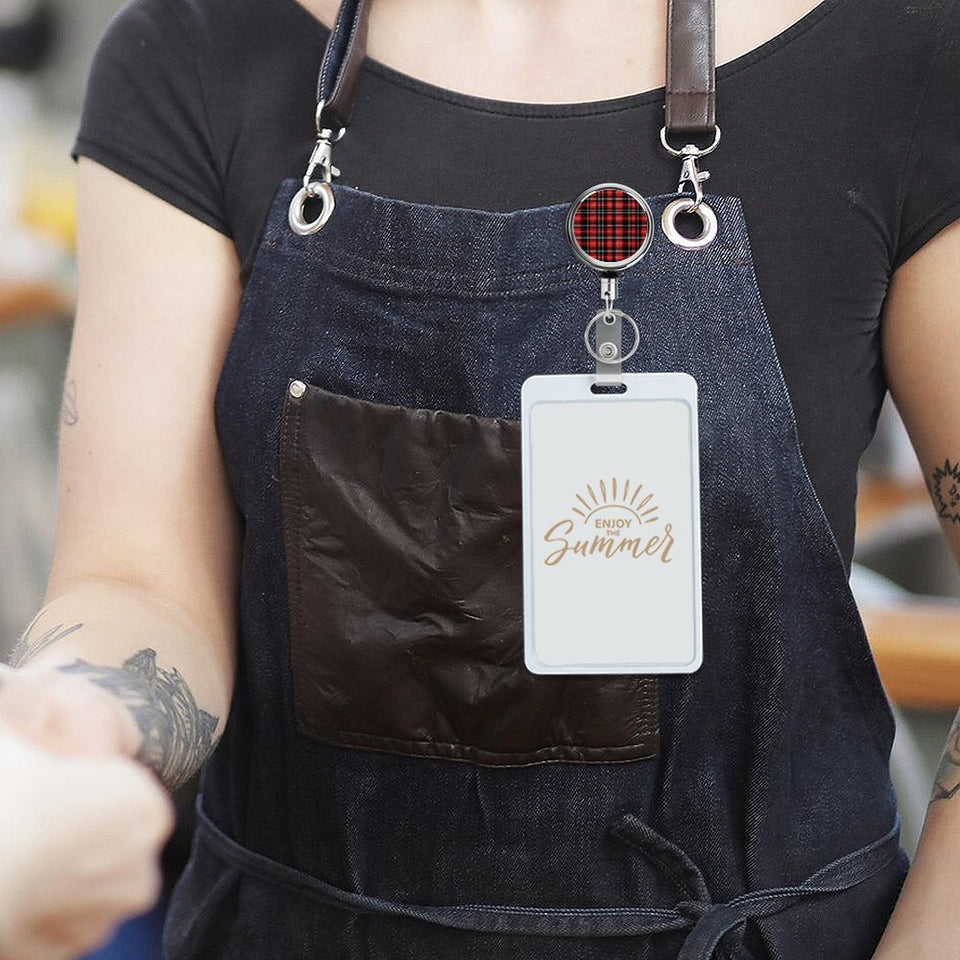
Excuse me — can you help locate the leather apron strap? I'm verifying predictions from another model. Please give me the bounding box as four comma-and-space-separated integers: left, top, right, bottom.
315, 0, 371, 131
665, 0, 717, 141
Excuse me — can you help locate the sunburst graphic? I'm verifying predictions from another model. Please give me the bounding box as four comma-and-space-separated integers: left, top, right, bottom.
569, 476, 660, 525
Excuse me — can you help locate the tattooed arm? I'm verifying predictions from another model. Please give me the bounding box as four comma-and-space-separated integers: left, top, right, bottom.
925, 459, 960, 802
0, 160, 242, 791
2, 578, 234, 791
867, 219, 960, 959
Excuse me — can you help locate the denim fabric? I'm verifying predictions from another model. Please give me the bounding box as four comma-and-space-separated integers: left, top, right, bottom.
162, 179, 908, 960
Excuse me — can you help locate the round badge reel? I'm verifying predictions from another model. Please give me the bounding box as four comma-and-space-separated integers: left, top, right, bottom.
565, 182, 654, 273
566, 184, 653, 367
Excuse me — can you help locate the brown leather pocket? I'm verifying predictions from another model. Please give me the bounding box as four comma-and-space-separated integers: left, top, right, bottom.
280, 381, 659, 764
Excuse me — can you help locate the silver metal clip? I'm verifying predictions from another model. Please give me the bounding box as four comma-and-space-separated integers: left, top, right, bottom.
303, 136, 340, 188
601, 275, 619, 314
593, 309, 623, 386
288, 99, 347, 236
304, 98, 346, 187
677, 151, 710, 211
584, 276, 640, 387
659, 125, 722, 250
659, 125, 721, 213
597, 275, 621, 385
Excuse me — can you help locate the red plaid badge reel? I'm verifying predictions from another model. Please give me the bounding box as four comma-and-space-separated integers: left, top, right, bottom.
564, 183, 654, 386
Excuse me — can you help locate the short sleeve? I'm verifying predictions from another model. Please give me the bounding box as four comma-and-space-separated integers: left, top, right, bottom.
70, 0, 231, 238
894, 5, 960, 268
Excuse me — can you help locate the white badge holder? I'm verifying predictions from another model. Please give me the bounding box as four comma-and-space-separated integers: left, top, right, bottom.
521, 373, 702, 674
520, 183, 704, 675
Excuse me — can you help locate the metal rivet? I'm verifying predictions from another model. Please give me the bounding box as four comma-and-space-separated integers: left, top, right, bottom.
289, 380, 306, 398
598, 342, 619, 360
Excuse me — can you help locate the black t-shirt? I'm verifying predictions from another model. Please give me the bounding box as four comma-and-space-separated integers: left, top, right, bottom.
71, 0, 960, 569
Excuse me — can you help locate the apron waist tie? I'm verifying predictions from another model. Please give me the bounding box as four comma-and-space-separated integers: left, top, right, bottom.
194, 799, 900, 960
610, 812, 902, 959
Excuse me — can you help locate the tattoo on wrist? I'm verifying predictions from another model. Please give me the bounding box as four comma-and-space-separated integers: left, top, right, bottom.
60, 378, 78, 426
929, 459, 960, 523
58, 649, 219, 791
932, 709, 960, 803
8, 612, 84, 667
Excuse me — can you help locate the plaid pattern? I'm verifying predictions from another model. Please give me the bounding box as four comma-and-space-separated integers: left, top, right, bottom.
572, 187, 650, 264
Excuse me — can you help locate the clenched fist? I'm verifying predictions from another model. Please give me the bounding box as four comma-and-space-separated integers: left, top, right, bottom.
0, 724, 173, 960
0, 663, 142, 761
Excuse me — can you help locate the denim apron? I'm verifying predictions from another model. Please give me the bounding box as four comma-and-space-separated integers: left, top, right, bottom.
162, 7, 909, 960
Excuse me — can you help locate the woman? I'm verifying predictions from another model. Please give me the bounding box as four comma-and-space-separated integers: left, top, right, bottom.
3, 0, 960, 957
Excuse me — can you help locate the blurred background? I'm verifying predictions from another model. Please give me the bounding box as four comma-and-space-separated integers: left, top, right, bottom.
0, 2, 195, 957
0, 1, 958, 957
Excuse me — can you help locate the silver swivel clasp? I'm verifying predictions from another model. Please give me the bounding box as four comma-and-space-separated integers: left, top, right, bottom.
289, 98, 345, 236
303, 134, 340, 187
303, 99, 344, 185
660, 125, 721, 250
676, 147, 710, 211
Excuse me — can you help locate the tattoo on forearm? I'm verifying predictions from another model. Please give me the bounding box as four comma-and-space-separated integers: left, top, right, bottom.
932, 709, 960, 803
58, 649, 219, 791
929, 459, 960, 523
60, 379, 78, 426
8, 611, 84, 667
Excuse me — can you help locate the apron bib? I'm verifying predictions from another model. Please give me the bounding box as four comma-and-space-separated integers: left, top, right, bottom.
163, 3, 908, 958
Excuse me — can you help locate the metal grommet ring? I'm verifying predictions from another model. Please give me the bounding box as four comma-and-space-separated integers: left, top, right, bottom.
288, 181, 336, 236
584, 309, 640, 364
661, 197, 718, 251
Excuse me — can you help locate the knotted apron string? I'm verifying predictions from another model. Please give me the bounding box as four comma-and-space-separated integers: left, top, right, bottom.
611, 814, 902, 959
194, 799, 901, 960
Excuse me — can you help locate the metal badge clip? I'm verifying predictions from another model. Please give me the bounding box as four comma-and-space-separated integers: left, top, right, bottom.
584, 277, 640, 387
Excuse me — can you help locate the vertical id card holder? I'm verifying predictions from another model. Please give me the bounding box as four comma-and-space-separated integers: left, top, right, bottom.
521, 373, 702, 674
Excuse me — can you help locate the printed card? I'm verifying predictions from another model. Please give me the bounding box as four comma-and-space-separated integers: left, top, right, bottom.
521, 373, 702, 674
